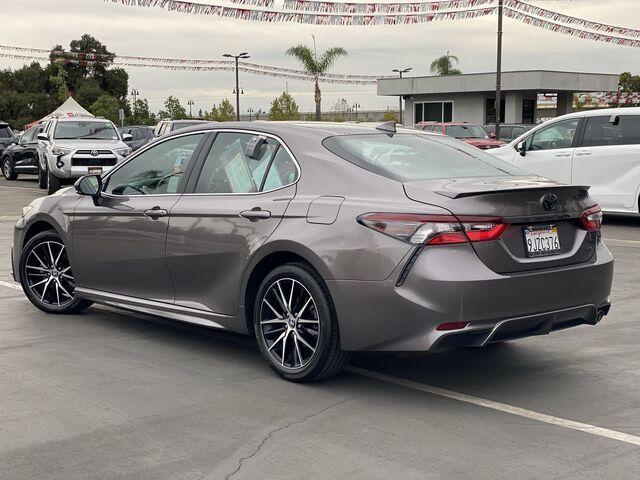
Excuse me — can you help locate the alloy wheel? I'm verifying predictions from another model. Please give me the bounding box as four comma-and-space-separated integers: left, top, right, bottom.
24, 240, 75, 307
259, 278, 320, 370
2, 158, 10, 178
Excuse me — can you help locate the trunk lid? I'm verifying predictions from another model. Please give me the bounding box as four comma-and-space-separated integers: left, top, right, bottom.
404, 176, 598, 274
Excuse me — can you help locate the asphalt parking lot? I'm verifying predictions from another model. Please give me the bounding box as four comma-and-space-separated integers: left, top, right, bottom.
1, 176, 639, 480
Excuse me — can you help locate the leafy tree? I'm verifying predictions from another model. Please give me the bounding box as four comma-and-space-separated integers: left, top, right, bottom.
430, 51, 461, 76
75, 78, 105, 108
382, 108, 398, 122
207, 98, 235, 121
619, 72, 640, 93
126, 98, 156, 126
90, 94, 120, 124
330, 98, 350, 122
286, 43, 347, 120
158, 95, 187, 120
49, 62, 70, 104
268, 92, 300, 120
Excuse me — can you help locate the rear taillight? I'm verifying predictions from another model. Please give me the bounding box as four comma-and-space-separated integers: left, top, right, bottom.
357, 213, 508, 245
580, 205, 603, 232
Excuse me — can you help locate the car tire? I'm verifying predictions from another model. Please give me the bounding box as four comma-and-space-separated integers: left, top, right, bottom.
47, 169, 62, 195
38, 162, 47, 189
254, 262, 350, 382
19, 230, 92, 314
2, 156, 17, 180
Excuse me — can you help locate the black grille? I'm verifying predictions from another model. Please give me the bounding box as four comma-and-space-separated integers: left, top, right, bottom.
71, 157, 117, 167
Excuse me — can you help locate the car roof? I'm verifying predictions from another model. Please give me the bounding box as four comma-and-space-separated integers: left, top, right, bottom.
171, 119, 209, 124
55, 117, 111, 123
161, 121, 432, 140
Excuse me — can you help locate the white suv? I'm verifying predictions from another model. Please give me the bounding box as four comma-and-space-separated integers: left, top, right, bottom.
490, 107, 640, 215
38, 117, 132, 194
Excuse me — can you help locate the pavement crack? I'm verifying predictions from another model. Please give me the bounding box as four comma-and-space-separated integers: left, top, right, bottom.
224, 397, 350, 480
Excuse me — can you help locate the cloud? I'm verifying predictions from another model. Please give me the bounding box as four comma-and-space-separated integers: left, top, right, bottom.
1, 0, 639, 113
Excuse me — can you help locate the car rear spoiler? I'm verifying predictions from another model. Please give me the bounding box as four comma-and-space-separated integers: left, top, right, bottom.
435, 184, 590, 199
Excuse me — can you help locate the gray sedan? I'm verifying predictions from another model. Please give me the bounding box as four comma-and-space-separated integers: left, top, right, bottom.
11, 122, 613, 382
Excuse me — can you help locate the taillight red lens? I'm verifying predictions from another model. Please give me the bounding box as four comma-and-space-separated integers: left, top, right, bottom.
580, 205, 603, 232
436, 322, 469, 331
357, 213, 508, 245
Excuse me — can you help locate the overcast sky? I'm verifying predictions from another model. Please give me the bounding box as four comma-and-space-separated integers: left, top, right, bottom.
1, 0, 639, 114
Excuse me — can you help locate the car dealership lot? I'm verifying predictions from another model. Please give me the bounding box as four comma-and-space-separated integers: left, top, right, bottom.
1, 177, 639, 479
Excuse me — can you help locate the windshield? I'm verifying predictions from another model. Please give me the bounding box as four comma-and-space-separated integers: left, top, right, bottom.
54, 121, 119, 140
446, 125, 488, 139
323, 133, 527, 182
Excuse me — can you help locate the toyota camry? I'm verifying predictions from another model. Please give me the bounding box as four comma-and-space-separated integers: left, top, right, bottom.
12, 121, 613, 382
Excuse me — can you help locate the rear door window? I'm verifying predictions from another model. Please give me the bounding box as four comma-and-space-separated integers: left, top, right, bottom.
582, 115, 640, 147
526, 118, 580, 151
195, 133, 296, 194
0, 125, 13, 138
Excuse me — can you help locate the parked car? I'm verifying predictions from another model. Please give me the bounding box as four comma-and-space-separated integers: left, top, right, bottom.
2, 125, 43, 180
118, 125, 154, 151
37, 117, 133, 194
489, 107, 640, 215
483, 124, 534, 142
0, 121, 14, 157
154, 119, 210, 137
13, 122, 613, 382
415, 122, 505, 149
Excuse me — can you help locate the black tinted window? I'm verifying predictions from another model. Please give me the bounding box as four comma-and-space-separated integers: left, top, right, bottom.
582, 115, 640, 147
0, 126, 13, 138
324, 133, 526, 182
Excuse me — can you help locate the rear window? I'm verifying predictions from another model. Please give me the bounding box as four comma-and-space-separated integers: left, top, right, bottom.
0, 125, 13, 138
323, 133, 526, 182
170, 122, 203, 132
445, 125, 488, 138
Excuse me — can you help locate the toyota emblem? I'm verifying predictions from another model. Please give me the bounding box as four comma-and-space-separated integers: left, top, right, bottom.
542, 193, 559, 211
90, 150, 99, 157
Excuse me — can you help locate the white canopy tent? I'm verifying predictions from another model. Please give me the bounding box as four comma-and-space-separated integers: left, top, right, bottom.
26, 97, 93, 128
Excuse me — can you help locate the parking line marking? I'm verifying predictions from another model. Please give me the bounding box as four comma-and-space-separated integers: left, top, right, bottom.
347, 366, 640, 447
604, 238, 640, 248
0, 280, 21, 291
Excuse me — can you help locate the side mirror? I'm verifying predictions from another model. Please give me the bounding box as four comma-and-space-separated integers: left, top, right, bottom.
122, 133, 133, 141
74, 175, 103, 204
517, 141, 527, 157
37, 132, 49, 142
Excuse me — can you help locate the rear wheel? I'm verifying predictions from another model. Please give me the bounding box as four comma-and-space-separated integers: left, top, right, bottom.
2, 156, 17, 180
19, 230, 92, 314
254, 263, 349, 382
47, 169, 61, 194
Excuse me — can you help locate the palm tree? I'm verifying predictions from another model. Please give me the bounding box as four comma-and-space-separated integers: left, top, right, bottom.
430, 51, 462, 76
286, 42, 347, 120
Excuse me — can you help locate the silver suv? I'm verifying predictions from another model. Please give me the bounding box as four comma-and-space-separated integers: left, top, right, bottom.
37, 117, 132, 194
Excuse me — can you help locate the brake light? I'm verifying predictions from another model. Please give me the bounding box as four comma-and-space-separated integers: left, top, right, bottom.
357, 213, 508, 245
580, 205, 603, 232
436, 322, 469, 331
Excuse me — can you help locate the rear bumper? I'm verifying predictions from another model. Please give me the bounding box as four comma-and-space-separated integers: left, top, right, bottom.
328, 241, 613, 351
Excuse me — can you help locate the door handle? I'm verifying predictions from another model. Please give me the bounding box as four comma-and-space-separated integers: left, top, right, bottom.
575, 150, 592, 156
554, 152, 572, 157
239, 208, 271, 222
143, 207, 168, 219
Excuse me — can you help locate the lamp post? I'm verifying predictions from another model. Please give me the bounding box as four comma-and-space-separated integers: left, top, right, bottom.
247, 107, 254, 122
223, 52, 250, 121
495, 0, 504, 140
352, 103, 360, 122
392, 68, 412, 125
187, 99, 194, 118
130, 89, 139, 115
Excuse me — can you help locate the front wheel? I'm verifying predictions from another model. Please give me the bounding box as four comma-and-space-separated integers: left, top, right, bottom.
2, 156, 17, 180
47, 169, 61, 194
254, 263, 350, 382
19, 230, 92, 314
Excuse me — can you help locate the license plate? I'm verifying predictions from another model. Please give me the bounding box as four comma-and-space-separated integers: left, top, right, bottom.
88, 167, 103, 175
523, 225, 561, 257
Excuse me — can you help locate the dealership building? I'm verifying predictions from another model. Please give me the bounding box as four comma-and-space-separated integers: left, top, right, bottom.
377, 70, 619, 126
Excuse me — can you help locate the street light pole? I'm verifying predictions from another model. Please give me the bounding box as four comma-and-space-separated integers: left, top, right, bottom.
223, 52, 250, 121
130, 88, 139, 115
187, 99, 194, 118
392, 68, 412, 125
495, 0, 504, 140
352, 103, 360, 122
